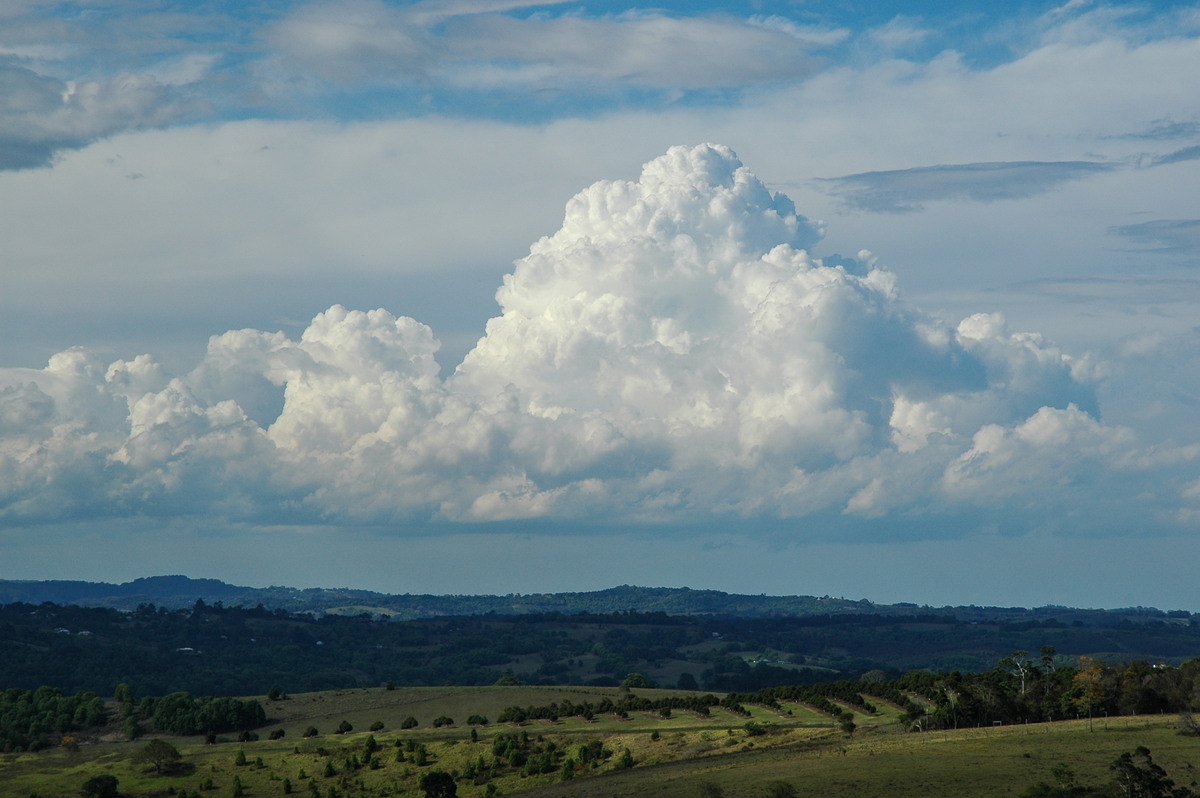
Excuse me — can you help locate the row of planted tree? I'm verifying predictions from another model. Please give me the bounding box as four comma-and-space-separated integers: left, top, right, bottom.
492, 649, 1200, 734
6, 648, 1200, 754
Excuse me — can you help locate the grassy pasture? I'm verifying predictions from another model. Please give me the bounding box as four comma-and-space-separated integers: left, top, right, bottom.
515, 715, 1196, 797
0, 686, 1192, 798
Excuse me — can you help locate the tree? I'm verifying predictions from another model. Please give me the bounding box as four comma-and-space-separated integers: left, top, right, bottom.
1110, 747, 1193, 798
677, 672, 699, 691
418, 770, 457, 798
1072, 657, 1107, 732
336, 720, 353, 734
133, 739, 182, 774
621, 672, 651, 689
1000, 651, 1035, 695
123, 715, 145, 741
81, 775, 120, 798
114, 683, 135, 713
1178, 709, 1200, 737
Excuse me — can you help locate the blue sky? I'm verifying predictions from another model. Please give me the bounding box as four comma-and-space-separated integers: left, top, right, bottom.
2, 0, 1199, 610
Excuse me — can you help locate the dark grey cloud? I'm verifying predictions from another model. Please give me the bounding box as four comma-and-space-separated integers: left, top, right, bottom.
820, 160, 1116, 213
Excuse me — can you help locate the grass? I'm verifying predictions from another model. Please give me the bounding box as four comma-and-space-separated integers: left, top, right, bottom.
0, 686, 1191, 798
515, 715, 1196, 797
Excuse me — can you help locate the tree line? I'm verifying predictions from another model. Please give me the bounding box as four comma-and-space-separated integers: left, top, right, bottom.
0, 686, 107, 752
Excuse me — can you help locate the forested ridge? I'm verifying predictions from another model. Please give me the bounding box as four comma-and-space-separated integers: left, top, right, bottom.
2, 576, 1192, 624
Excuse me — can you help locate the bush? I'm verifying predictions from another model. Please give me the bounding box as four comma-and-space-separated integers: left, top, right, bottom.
418, 770, 457, 797
302, 726, 319, 738
81, 775, 120, 798
400, 716, 419, 729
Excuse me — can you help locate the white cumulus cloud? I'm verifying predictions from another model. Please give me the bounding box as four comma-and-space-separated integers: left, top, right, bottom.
0, 144, 1191, 538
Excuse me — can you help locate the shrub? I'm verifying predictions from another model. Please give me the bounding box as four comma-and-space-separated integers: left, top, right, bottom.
744, 721, 766, 737
764, 782, 797, 798
81, 775, 120, 798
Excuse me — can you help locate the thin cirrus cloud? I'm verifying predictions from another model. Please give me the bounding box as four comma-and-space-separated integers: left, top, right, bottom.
2, 145, 1192, 539
1151, 145, 1200, 166
818, 160, 1118, 213
265, 1, 829, 91
436, 13, 825, 89
1109, 219, 1200, 254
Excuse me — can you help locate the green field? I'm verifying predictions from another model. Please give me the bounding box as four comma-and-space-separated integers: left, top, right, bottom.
1, 686, 1193, 797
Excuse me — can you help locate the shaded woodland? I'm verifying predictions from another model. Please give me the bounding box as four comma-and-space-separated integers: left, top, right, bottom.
3, 598, 1199, 700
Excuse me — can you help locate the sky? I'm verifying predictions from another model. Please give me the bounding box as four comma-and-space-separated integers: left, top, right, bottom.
2, 0, 1199, 611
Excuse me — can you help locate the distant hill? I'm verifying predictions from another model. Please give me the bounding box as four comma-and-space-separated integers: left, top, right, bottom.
0, 575, 1192, 626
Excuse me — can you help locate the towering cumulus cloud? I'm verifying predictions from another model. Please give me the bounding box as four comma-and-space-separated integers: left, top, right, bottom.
0, 145, 1184, 536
